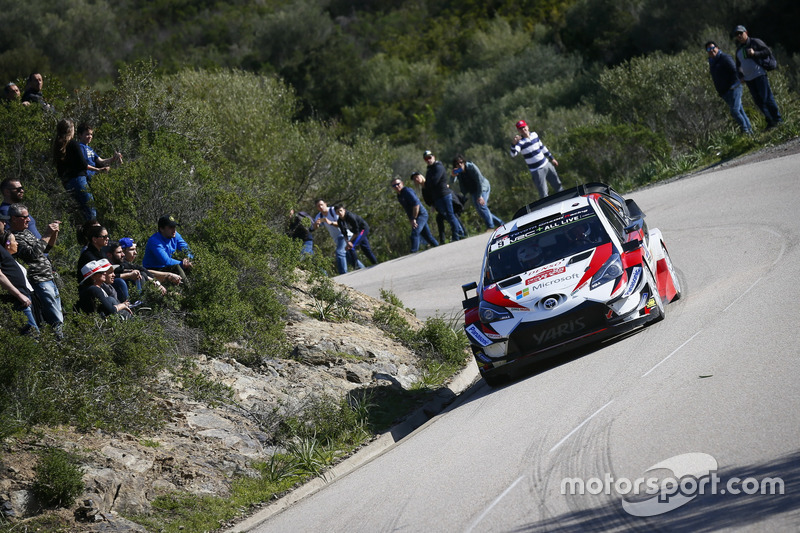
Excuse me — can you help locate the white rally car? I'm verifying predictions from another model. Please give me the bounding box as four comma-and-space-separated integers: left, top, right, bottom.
461, 183, 681, 386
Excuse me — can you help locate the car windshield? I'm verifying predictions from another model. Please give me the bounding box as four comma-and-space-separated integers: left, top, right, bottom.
484, 206, 611, 283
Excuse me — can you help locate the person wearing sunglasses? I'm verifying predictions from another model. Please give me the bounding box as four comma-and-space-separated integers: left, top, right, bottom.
0, 179, 42, 239
391, 177, 439, 253
704, 41, 752, 135
7, 203, 63, 335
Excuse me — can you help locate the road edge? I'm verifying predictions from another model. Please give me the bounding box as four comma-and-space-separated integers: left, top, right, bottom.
224, 362, 480, 532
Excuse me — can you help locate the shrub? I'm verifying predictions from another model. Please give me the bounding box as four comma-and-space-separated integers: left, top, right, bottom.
596, 50, 726, 149
32, 448, 85, 508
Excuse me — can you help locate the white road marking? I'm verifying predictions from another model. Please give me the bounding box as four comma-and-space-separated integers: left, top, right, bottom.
723, 277, 762, 313
642, 330, 702, 377
549, 400, 614, 453
465, 476, 524, 533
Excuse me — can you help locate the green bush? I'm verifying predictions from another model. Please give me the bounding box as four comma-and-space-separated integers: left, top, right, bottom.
556, 123, 671, 187
32, 448, 84, 508
596, 50, 727, 149
0, 310, 172, 433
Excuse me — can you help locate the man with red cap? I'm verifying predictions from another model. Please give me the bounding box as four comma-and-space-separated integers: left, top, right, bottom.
509, 120, 563, 199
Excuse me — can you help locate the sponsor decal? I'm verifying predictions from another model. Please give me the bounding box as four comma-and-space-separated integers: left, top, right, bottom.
621, 266, 642, 298
532, 317, 586, 345
528, 272, 580, 292
515, 287, 530, 300
646, 297, 657, 309
466, 324, 494, 347
526, 267, 566, 285
475, 352, 492, 364
489, 207, 596, 252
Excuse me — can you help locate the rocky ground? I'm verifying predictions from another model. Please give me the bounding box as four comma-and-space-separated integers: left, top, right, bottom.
2, 136, 798, 532
0, 274, 447, 532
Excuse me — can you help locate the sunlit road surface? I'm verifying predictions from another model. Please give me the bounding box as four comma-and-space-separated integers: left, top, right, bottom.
254, 153, 800, 532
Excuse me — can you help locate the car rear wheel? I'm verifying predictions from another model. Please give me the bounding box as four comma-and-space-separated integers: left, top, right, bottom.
481, 371, 508, 388
662, 243, 682, 302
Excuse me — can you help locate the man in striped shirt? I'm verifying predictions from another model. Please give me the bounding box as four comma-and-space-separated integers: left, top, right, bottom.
509, 120, 563, 199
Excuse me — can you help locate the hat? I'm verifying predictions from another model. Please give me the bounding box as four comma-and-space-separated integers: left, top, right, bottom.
731, 25, 747, 36
81, 259, 113, 283
119, 237, 135, 249
422, 150, 433, 158
158, 214, 179, 228
516, 120, 528, 129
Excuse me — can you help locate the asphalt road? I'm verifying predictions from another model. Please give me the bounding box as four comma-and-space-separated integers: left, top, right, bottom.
255, 152, 800, 531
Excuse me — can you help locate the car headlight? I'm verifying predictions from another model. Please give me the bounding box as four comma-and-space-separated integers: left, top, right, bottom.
478, 300, 513, 323
590, 253, 623, 290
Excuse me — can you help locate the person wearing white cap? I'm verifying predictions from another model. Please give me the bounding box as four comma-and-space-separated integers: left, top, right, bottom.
77, 259, 132, 318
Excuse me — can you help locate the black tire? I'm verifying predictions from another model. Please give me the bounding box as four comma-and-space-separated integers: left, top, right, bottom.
482, 372, 507, 388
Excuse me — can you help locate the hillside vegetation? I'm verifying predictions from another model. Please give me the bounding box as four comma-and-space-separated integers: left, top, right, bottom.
0, 0, 799, 529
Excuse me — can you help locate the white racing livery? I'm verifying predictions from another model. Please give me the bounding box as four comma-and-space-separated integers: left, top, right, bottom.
462, 183, 681, 386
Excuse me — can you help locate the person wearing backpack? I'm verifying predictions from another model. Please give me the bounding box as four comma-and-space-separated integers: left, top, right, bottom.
733, 25, 782, 130
705, 41, 752, 134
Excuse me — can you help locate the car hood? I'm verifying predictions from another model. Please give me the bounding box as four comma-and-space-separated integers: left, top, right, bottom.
482, 243, 616, 336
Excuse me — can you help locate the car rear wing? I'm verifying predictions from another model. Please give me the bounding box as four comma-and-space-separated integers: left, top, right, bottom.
513, 182, 621, 219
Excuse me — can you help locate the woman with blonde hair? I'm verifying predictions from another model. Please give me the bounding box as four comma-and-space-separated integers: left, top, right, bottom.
53, 118, 101, 221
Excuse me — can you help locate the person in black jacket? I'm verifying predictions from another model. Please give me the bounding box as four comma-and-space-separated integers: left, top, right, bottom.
77, 259, 131, 319
334, 205, 377, 267
0, 231, 38, 333
423, 150, 465, 242
732, 25, 782, 129
705, 41, 752, 134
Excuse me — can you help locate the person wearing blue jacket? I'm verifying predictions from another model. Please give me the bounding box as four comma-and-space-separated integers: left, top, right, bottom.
142, 214, 193, 283
705, 41, 752, 134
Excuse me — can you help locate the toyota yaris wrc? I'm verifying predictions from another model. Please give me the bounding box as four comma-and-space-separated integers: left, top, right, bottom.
461, 183, 681, 386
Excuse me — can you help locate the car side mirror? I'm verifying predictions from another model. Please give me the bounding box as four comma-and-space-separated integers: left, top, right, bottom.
461, 281, 479, 310
624, 219, 644, 235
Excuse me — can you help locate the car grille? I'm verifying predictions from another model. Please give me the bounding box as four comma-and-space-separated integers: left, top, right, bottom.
508, 301, 609, 356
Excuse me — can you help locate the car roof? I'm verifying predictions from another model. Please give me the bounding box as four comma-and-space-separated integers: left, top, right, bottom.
511, 182, 623, 220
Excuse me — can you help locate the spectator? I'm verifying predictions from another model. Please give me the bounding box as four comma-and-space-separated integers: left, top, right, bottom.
0, 179, 42, 239
119, 237, 180, 288
53, 118, 101, 221
705, 41, 753, 134
451, 155, 504, 230
77, 259, 131, 319
733, 25, 782, 130
391, 177, 438, 253
510, 120, 563, 199
77, 122, 123, 180
101, 241, 136, 301
20, 73, 52, 111
287, 209, 314, 257
312, 199, 349, 274
76, 225, 109, 282
8, 203, 63, 334
423, 150, 464, 242
0, 212, 6, 234
142, 214, 194, 283
334, 205, 377, 267
3, 82, 28, 106
410, 171, 467, 245
0, 230, 38, 333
